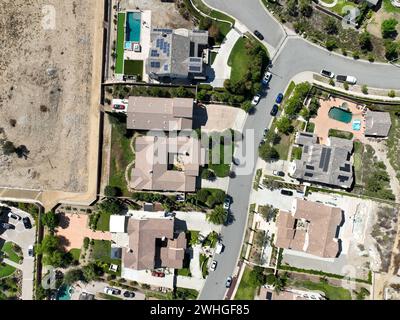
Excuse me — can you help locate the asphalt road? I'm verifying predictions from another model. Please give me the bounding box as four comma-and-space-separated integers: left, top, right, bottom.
200, 0, 400, 300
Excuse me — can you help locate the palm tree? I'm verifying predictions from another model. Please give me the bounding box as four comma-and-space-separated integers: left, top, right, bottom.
206, 206, 227, 225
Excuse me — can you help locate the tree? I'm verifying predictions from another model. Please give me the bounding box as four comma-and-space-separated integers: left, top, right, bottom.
276, 116, 293, 135
63, 268, 83, 285
325, 39, 337, 51
286, 0, 298, 16
196, 189, 210, 204
206, 205, 228, 225
104, 185, 121, 197
199, 17, 212, 30
259, 144, 279, 162
241, 101, 253, 113
96, 199, 124, 215
248, 266, 266, 286
381, 18, 398, 39
384, 40, 398, 60
37, 234, 59, 255
324, 17, 338, 35
82, 263, 98, 282
2, 141, 16, 155
359, 32, 372, 51
41, 211, 59, 231
299, 0, 313, 17
43, 250, 64, 267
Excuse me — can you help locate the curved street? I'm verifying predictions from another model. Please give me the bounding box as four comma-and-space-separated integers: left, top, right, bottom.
199, 0, 400, 300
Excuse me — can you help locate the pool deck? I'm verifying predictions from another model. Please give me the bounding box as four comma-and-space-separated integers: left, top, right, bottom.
310, 97, 366, 145
123, 10, 151, 82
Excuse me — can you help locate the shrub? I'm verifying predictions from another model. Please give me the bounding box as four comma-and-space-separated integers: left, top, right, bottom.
384, 40, 398, 60
83, 237, 90, 250
352, 51, 360, 60
381, 18, 398, 39
343, 82, 349, 90
362, 85, 368, 95
329, 79, 335, 86
324, 17, 338, 35
259, 144, 279, 162
388, 90, 396, 98
325, 39, 337, 51
359, 31, 372, 51
104, 185, 121, 197
341, 48, 347, 56
201, 168, 216, 180
368, 54, 375, 62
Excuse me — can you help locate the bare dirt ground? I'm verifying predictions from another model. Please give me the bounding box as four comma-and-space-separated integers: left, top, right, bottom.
0, 0, 99, 193
367, 10, 400, 41
119, 0, 194, 28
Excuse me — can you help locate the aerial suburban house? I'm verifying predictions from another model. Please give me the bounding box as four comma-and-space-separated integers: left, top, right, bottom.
126, 97, 194, 131
131, 135, 202, 192
146, 28, 209, 81
258, 287, 325, 300
289, 132, 354, 189
364, 110, 392, 137
275, 199, 343, 258
124, 216, 186, 270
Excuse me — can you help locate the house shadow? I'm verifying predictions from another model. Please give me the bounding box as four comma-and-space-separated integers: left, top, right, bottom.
174, 218, 188, 233
193, 104, 208, 129
335, 210, 345, 258
58, 212, 70, 229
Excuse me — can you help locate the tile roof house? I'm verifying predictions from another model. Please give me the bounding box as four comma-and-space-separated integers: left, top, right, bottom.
123, 217, 186, 270
365, 110, 392, 137
146, 28, 208, 80
289, 132, 354, 189
126, 97, 194, 131
258, 287, 325, 300
130, 134, 203, 192
275, 199, 343, 258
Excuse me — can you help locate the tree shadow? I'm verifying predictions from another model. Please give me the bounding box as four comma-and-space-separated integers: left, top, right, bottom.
58, 212, 70, 229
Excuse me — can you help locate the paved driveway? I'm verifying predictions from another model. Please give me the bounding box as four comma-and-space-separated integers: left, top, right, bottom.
0, 204, 36, 300
209, 28, 241, 87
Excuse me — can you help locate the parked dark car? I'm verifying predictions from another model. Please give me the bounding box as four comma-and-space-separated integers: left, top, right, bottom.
270, 104, 279, 116
280, 189, 294, 196
152, 271, 165, 277
1, 222, 15, 230
123, 291, 135, 298
225, 276, 233, 288
253, 30, 264, 41
275, 93, 284, 104
22, 217, 32, 229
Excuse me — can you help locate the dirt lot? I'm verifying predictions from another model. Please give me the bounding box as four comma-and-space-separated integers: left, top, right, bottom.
0, 0, 99, 193
119, 0, 194, 28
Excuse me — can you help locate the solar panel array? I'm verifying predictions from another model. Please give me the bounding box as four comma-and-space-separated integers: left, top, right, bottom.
151, 50, 159, 57
153, 28, 173, 34
155, 37, 170, 56
319, 148, 332, 173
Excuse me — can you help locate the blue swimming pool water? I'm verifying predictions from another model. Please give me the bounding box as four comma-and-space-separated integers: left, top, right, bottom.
352, 120, 361, 131
126, 12, 141, 42
57, 285, 72, 300
328, 107, 353, 124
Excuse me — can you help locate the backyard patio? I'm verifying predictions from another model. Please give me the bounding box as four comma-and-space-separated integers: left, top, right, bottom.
310, 97, 366, 145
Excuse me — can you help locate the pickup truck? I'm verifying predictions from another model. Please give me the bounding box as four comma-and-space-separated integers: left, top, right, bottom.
336, 75, 357, 85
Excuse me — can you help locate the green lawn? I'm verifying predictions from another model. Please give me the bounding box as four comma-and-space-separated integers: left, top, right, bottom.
0, 262, 16, 279
291, 146, 303, 161
383, 0, 400, 13
234, 266, 258, 300
290, 279, 352, 300
199, 254, 209, 279
177, 268, 191, 277
69, 248, 81, 262
1, 242, 22, 264
306, 122, 315, 133
109, 117, 135, 196
273, 132, 291, 160
92, 240, 111, 261
124, 60, 143, 78
228, 37, 251, 83
210, 51, 217, 65
328, 128, 354, 140
97, 292, 123, 300
96, 211, 111, 231
330, 0, 358, 16
115, 13, 126, 74
208, 140, 233, 177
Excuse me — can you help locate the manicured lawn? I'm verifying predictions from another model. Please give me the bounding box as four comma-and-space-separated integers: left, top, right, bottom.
199, 254, 209, 279
228, 37, 251, 83
69, 248, 81, 262
330, 0, 358, 16
0, 262, 16, 278
1, 242, 22, 264
115, 13, 126, 74
208, 141, 233, 177
124, 60, 143, 78
92, 240, 111, 261
383, 0, 400, 13
109, 117, 135, 196
291, 146, 303, 161
96, 211, 111, 232
306, 122, 315, 133
210, 51, 217, 65
291, 279, 352, 300
177, 267, 191, 277
273, 132, 291, 160
234, 266, 258, 300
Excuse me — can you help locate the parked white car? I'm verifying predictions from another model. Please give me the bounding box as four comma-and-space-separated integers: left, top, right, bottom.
251, 94, 261, 106
215, 242, 224, 254
209, 260, 217, 271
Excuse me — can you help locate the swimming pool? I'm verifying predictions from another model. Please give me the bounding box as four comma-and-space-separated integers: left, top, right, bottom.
126, 11, 141, 43
328, 107, 352, 123
352, 120, 361, 131
57, 285, 73, 300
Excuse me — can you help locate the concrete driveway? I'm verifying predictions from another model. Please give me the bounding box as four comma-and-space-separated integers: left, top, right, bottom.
208, 28, 241, 87
0, 204, 36, 300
